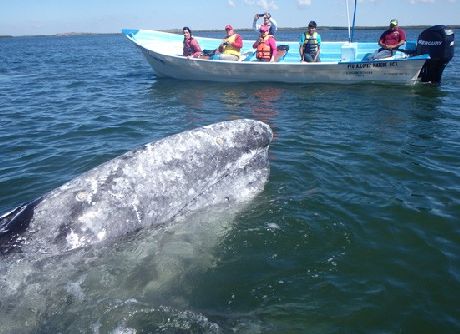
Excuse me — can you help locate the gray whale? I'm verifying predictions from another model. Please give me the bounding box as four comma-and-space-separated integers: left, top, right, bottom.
0, 119, 272, 255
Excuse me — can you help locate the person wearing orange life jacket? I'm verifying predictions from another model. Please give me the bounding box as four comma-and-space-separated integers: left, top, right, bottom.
252, 25, 277, 62
299, 21, 321, 62
216, 25, 243, 61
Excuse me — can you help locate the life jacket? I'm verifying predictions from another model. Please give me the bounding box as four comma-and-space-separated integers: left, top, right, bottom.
223, 34, 241, 58
183, 37, 195, 56
303, 32, 319, 55
256, 35, 272, 61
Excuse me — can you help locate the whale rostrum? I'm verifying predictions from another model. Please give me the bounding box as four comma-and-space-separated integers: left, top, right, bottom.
0, 119, 273, 255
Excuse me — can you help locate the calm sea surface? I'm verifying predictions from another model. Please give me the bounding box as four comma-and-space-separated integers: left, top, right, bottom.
0, 28, 459, 333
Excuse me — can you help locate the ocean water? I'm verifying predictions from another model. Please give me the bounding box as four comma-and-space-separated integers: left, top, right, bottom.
0, 28, 459, 333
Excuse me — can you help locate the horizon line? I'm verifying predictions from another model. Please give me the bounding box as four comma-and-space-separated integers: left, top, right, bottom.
1, 24, 458, 38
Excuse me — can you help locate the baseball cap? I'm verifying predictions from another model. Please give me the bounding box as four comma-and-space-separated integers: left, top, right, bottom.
390, 19, 398, 26
225, 24, 233, 30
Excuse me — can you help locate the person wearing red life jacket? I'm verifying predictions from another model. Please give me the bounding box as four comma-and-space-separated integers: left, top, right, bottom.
252, 25, 277, 62
182, 26, 202, 58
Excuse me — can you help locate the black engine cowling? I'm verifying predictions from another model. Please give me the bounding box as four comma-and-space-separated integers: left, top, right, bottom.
416, 25, 455, 84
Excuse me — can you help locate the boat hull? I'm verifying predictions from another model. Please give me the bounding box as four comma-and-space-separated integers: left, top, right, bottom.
139, 46, 425, 84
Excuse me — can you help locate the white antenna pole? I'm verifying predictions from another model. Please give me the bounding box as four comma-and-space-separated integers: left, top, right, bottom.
346, 0, 351, 42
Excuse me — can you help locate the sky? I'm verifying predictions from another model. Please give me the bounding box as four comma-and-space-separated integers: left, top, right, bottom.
1, 0, 459, 36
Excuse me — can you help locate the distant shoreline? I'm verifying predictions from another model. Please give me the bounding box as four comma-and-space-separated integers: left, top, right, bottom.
1, 25, 458, 38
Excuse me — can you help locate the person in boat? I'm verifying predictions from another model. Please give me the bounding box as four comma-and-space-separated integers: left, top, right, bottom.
299, 21, 321, 63
182, 26, 202, 58
252, 12, 278, 36
216, 25, 243, 61
252, 25, 277, 62
374, 19, 407, 59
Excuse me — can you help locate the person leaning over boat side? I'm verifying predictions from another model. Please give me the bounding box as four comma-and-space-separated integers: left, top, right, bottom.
216, 25, 243, 61
252, 25, 277, 62
299, 21, 321, 63
374, 19, 407, 59
182, 26, 202, 58
252, 12, 278, 36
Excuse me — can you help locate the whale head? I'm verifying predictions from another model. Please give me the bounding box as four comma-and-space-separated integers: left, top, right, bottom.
1, 119, 273, 255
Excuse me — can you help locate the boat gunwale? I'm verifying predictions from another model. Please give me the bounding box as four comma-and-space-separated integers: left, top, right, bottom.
138, 43, 429, 66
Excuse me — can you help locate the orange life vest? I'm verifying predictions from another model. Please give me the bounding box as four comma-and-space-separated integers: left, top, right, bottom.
256, 36, 272, 61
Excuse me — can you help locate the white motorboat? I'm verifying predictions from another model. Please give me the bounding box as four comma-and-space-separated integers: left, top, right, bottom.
122, 26, 454, 85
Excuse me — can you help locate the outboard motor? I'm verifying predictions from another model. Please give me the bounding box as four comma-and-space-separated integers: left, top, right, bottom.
416, 25, 455, 84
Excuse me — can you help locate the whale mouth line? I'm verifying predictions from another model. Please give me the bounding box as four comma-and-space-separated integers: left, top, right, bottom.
169, 146, 269, 221
0, 197, 43, 254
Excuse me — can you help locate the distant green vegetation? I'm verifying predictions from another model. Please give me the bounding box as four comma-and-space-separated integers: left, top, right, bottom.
4, 25, 458, 38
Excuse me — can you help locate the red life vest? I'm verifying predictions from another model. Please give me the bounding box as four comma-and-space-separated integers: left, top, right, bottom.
256, 36, 272, 61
